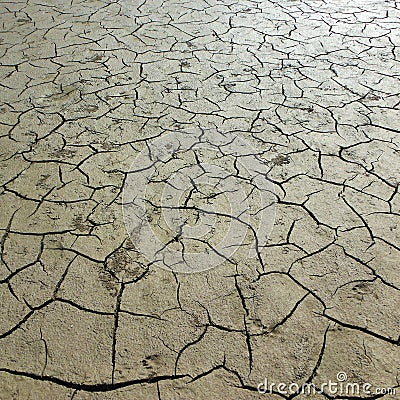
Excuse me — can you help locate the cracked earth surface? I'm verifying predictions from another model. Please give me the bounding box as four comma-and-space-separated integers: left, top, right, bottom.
1, 0, 400, 399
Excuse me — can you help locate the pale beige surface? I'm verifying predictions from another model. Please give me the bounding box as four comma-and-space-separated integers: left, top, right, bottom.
1, 0, 400, 399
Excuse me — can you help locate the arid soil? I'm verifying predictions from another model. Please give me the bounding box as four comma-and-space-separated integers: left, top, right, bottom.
0, 0, 399, 399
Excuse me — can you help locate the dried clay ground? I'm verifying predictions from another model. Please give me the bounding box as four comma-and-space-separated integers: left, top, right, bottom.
0, 0, 400, 399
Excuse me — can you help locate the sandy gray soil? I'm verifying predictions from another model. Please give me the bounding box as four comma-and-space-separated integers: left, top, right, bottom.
0, 0, 400, 399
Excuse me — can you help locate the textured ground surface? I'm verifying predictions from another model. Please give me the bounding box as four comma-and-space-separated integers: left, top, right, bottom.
1, 0, 400, 399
